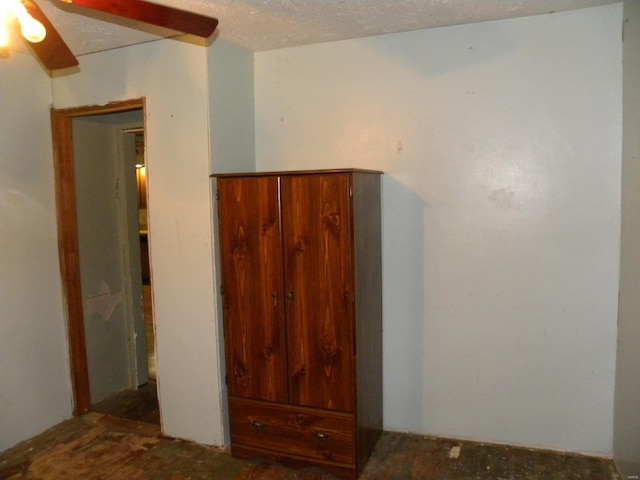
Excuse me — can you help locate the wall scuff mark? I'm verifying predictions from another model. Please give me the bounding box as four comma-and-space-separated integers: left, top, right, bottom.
83, 280, 124, 322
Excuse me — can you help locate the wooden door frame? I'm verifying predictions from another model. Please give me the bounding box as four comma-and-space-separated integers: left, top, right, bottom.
51, 98, 145, 415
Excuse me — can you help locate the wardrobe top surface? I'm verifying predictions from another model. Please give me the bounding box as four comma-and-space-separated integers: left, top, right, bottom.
210, 168, 383, 178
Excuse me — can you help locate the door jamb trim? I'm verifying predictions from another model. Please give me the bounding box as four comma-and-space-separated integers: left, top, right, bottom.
51, 98, 146, 415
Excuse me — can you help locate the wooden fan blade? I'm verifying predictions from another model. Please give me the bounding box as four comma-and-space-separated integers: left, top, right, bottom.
24, 0, 79, 70
66, 0, 219, 38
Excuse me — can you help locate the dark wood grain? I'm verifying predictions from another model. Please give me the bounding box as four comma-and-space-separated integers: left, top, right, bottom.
282, 174, 355, 413
213, 169, 383, 480
217, 177, 287, 403
24, 0, 78, 71
229, 397, 355, 465
68, 0, 218, 38
51, 107, 90, 415
51, 99, 145, 416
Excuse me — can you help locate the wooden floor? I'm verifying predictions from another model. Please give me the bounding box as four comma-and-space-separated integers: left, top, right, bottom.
92, 381, 160, 426
1, 408, 619, 479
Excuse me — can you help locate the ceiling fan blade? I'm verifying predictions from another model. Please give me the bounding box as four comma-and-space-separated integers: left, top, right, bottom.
24, 0, 79, 70
64, 0, 219, 38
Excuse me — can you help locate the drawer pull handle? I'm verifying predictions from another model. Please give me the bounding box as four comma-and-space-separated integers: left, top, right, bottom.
250, 420, 266, 430
313, 430, 330, 440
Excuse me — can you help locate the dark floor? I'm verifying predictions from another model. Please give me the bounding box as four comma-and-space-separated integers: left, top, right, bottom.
0, 390, 620, 480
92, 381, 160, 426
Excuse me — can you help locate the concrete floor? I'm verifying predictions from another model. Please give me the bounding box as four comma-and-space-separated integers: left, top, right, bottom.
0, 411, 619, 480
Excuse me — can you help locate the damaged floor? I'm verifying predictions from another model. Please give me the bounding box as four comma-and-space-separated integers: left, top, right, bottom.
92, 381, 160, 426
0, 412, 619, 479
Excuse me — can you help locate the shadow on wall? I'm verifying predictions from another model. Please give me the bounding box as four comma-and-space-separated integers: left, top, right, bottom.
381, 174, 429, 428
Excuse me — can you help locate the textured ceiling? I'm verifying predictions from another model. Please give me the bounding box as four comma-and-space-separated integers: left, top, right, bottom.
28, 0, 619, 57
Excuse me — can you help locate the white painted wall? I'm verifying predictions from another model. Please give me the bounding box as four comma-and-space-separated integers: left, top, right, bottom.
51, 38, 225, 446
0, 3, 627, 460
613, 0, 640, 476
207, 37, 256, 445
254, 4, 622, 454
0, 53, 72, 451
208, 38, 255, 174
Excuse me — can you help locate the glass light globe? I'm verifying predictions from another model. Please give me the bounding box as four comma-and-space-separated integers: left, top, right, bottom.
20, 15, 46, 43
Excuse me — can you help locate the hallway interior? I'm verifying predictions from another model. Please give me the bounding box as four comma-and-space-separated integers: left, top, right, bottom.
90, 281, 160, 426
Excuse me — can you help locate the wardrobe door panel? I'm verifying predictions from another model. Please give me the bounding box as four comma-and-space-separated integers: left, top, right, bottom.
217, 177, 287, 402
282, 174, 355, 412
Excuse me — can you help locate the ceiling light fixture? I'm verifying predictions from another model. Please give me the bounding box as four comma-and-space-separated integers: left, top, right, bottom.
0, 0, 46, 48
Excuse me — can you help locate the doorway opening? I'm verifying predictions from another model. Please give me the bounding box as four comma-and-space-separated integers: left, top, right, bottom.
130, 130, 156, 382
51, 99, 159, 426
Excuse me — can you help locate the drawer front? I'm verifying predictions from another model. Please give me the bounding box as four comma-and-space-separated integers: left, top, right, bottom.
229, 397, 355, 464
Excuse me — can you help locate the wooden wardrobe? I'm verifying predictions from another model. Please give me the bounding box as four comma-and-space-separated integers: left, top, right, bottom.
212, 169, 383, 479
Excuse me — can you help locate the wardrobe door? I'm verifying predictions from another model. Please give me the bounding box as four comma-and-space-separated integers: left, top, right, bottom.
282, 173, 355, 412
217, 176, 287, 403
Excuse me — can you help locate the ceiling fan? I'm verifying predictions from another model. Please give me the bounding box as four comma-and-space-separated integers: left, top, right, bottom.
8, 0, 219, 71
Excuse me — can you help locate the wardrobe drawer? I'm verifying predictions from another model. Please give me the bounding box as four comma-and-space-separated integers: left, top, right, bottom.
229, 397, 355, 464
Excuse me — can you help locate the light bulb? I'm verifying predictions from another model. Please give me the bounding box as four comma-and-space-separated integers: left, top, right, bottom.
19, 15, 45, 43
0, 1, 10, 48
11, 1, 46, 43
0, 24, 9, 48
0, 2, 10, 21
